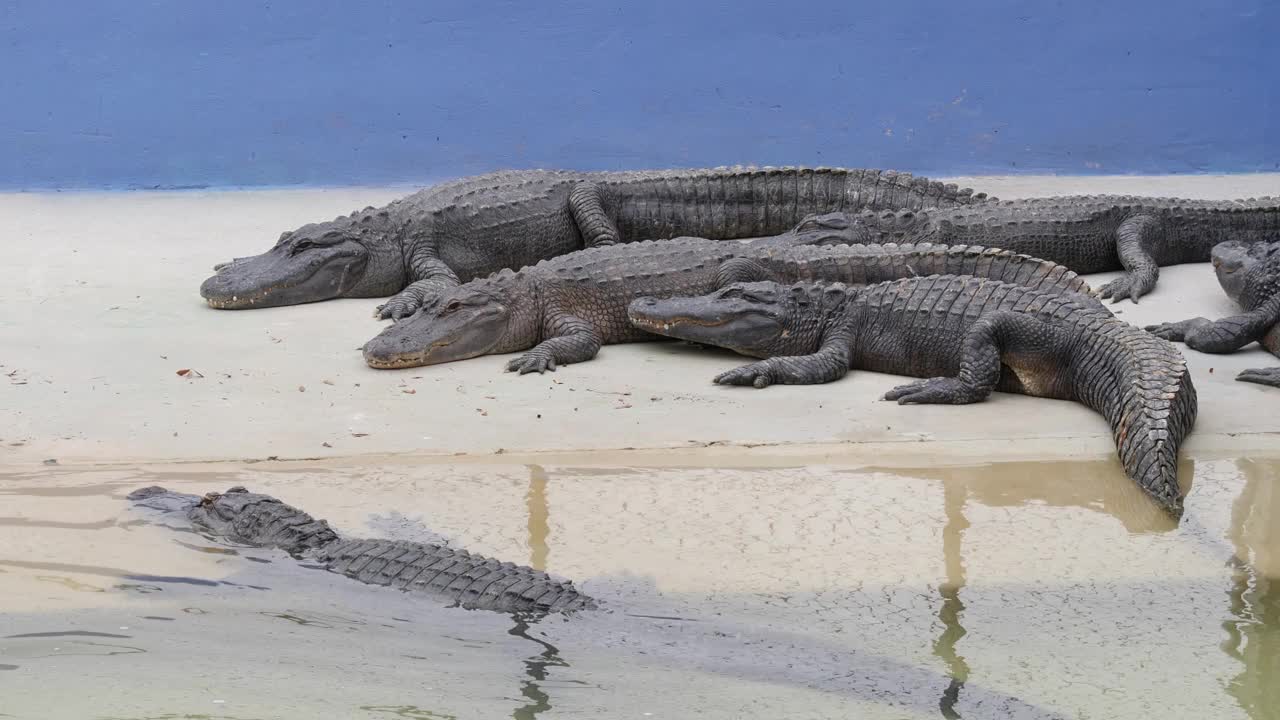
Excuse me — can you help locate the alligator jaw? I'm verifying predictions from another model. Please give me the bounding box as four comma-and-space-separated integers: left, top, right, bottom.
362, 295, 513, 370
362, 339, 450, 369
200, 243, 368, 309
629, 314, 730, 333
629, 295, 787, 358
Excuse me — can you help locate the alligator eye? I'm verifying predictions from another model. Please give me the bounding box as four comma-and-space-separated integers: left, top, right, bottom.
291, 240, 315, 254
442, 299, 463, 314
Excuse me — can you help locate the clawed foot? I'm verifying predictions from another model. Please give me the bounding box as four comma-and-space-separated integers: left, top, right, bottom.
1099, 273, 1156, 304
506, 352, 557, 375
713, 361, 775, 389
883, 377, 985, 405
1237, 367, 1280, 388
376, 297, 420, 322
376, 290, 442, 321
1144, 319, 1198, 343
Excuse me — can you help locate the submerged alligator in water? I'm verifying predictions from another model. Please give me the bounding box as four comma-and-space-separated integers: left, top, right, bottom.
129, 485, 594, 613
361, 212, 1097, 372
627, 275, 1198, 513
839, 195, 1280, 303
1147, 240, 1280, 388
199, 167, 993, 319
126, 487, 1076, 718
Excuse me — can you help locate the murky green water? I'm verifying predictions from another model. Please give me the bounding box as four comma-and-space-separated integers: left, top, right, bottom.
1, 455, 1278, 719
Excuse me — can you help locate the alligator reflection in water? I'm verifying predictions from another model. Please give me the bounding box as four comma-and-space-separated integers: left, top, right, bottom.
1223, 458, 1280, 719
870, 457, 1186, 535
936, 481, 971, 719
508, 614, 569, 720
514, 464, 565, 719
898, 457, 1190, 719
526, 465, 551, 572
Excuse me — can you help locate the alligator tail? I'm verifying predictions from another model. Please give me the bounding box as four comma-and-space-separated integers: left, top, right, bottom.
1056, 312, 1198, 513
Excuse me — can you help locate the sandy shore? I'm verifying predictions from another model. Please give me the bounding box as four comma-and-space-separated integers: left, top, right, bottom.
1, 175, 1279, 719
2, 173, 1279, 469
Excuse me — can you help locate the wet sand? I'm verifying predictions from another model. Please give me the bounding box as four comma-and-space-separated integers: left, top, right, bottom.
2, 457, 1279, 718
2, 174, 1280, 719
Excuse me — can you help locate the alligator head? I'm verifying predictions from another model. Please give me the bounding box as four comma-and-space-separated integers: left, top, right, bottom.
127, 485, 202, 516
1211, 240, 1279, 308
362, 275, 531, 369
628, 281, 828, 358
200, 210, 405, 309
128, 485, 271, 541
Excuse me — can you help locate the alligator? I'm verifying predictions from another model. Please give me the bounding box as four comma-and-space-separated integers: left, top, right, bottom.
128, 485, 595, 613
199, 167, 994, 319
626, 274, 1198, 513
833, 195, 1280, 303
123, 489, 1080, 718
360, 213, 1098, 372
1146, 240, 1280, 388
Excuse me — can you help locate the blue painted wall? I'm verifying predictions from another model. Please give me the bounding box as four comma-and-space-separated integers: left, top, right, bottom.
2, 0, 1275, 189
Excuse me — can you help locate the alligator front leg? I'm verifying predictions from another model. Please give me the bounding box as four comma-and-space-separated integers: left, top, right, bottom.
1144, 317, 1213, 344
376, 258, 461, 321
713, 332, 852, 388
505, 315, 602, 374
1237, 367, 1280, 388
1145, 295, 1280, 354
882, 311, 1024, 404
1099, 214, 1160, 303
569, 182, 622, 247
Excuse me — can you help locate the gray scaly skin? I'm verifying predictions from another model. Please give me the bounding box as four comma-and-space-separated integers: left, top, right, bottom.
627, 275, 1197, 513
842, 195, 1280, 302
361, 213, 1098, 372
200, 167, 994, 318
128, 486, 594, 613
1146, 240, 1280, 388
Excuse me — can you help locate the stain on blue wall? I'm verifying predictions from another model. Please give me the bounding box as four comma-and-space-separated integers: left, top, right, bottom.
1, 0, 1275, 189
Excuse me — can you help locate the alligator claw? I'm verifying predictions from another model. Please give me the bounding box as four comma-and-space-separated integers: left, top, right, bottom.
506, 353, 557, 375
1144, 323, 1181, 341
1144, 321, 1188, 342
883, 377, 983, 405
1099, 273, 1155, 304
1236, 367, 1280, 388
378, 298, 421, 321
713, 362, 773, 388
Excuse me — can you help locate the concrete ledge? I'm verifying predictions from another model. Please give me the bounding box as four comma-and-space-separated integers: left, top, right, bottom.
2, 174, 1278, 468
